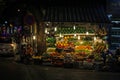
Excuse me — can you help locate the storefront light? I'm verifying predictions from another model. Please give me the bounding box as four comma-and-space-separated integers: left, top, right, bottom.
54, 27, 57, 31
17, 9, 20, 12
47, 32, 49, 34
46, 23, 49, 26
73, 25, 76, 30
46, 22, 50, 26
86, 31, 89, 35
45, 28, 48, 33
10, 24, 13, 27
74, 33, 76, 37
33, 35, 36, 40
94, 37, 96, 41
5, 21, 8, 24
59, 33, 62, 37
78, 36, 80, 40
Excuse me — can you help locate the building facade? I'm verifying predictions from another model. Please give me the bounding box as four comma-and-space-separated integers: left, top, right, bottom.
0, 0, 110, 55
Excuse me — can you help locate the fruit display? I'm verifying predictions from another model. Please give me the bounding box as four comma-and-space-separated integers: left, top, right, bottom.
46, 51, 64, 66
93, 42, 107, 53
56, 41, 69, 49
56, 27, 94, 34
46, 37, 56, 47
52, 55, 64, 66
75, 45, 93, 51
45, 25, 108, 67
55, 35, 94, 54
47, 47, 56, 53
42, 52, 52, 62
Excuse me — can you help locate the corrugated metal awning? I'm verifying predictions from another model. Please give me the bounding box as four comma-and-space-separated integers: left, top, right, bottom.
43, 6, 110, 23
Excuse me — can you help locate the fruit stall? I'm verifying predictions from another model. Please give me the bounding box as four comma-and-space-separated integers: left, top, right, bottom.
43, 22, 108, 67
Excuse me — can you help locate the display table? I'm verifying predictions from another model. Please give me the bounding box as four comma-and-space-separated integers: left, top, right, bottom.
32, 56, 42, 64
83, 60, 94, 69
42, 58, 52, 66
93, 61, 104, 71
63, 63, 73, 68
73, 61, 83, 68
52, 57, 64, 66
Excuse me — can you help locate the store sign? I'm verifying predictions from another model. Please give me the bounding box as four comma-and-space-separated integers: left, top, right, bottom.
24, 14, 35, 25
107, 0, 120, 15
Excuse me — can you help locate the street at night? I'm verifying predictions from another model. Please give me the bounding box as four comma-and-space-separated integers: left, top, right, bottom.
0, 0, 120, 80
0, 57, 120, 80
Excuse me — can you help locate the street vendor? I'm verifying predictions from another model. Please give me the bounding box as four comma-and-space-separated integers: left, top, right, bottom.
24, 44, 34, 64
101, 50, 107, 65
26, 44, 34, 56
115, 47, 120, 62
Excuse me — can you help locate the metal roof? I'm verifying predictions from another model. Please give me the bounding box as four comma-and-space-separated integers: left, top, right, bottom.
43, 6, 110, 23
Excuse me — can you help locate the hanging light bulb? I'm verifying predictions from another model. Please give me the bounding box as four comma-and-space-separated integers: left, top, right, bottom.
47, 32, 49, 34
33, 35, 36, 40
59, 33, 62, 37
17, 9, 20, 12
94, 36, 97, 41
86, 31, 89, 35
5, 21, 8, 24
73, 25, 76, 30
74, 33, 76, 37
78, 36, 80, 40
54, 27, 57, 31
45, 28, 48, 33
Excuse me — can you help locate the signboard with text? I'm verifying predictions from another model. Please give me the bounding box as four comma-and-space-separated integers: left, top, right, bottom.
24, 14, 35, 25
107, 0, 120, 19
107, 0, 120, 15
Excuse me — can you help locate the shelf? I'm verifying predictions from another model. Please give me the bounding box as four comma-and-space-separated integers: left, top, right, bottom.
55, 33, 96, 37
111, 43, 120, 45
111, 27, 120, 30
111, 35, 120, 37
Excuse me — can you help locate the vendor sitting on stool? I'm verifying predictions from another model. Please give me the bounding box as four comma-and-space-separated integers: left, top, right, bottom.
24, 44, 34, 64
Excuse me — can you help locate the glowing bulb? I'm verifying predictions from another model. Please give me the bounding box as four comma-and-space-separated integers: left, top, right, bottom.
17, 9, 20, 12
59, 33, 62, 37
33, 36, 36, 40
54, 27, 57, 31
5, 21, 8, 24
45, 28, 48, 33
78, 36, 80, 40
86, 31, 89, 35
73, 25, 76, 30
74, 33, 76, 37
94, 37, 96, 41
47, 32, 49, 34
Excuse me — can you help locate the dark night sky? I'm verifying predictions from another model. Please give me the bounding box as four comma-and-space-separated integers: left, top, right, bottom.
0, 0, 107, 22
40, 0, 106, 7
3, 0, 106, 7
